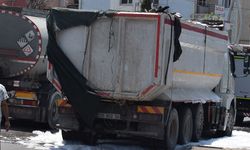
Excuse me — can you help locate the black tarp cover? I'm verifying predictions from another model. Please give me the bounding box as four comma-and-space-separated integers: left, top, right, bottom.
173, 16, 182, 62
46, 8, 101, 128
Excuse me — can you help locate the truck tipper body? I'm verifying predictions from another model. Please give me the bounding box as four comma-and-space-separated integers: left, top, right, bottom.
0, 7, 56, 127
46, 8, 236, 149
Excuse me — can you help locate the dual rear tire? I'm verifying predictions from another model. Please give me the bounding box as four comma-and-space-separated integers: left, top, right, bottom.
48, 91, 62, 129
62, 130, 97, 145
217, 105, 235, 137
235, 115, 244, 126
192, 104, 204, 141
165, 104, 204, 149
165, 108, 179, 150
178, 107, 193, 144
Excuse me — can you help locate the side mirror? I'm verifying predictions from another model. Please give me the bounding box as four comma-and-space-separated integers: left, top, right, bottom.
243, 56, 250, 74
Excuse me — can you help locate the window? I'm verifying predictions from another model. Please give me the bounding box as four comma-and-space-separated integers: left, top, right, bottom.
224, 0, 231, 8
198, 0, 206, 6
152, 0, 159, 5
121, 0, 133, 4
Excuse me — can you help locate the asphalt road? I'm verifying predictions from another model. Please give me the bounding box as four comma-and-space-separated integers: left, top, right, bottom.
0, 120, 49, 150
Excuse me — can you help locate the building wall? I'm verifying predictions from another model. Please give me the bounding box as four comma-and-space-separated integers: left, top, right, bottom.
79, 0, 141, 11
161, 0, 195, 19
79, 0, 231, 20
160, 0, 231, 19
79, 0, 111, 10
110, 0, 141, 11
79, 0, 196, 18
0, 0, 27, 7
0, 0, 75, 9
45, 0, 75, 9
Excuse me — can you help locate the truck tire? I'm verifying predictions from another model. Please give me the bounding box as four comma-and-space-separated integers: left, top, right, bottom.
217, 106, 235, 137
62, 130, 97, 145
192, 104, 204, 142
62, 130, 85, 141
80, 132, 97, 146
178, 107, 193, 144
62, 130, 77, 141
235, 115, 244, 126
165, 108, 179, 150
48, 91, 62, 129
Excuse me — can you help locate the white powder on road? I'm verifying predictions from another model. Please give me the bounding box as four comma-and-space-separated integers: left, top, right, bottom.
193, 130, 250, 149
15, 130, 250, 150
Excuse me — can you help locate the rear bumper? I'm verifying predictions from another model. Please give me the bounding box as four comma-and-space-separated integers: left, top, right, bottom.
8, 105, 47, 122
55, 100, 169, 139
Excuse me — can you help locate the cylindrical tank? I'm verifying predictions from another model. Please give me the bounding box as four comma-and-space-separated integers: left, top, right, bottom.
25, 15, 48, 77
0, 9, 47, 78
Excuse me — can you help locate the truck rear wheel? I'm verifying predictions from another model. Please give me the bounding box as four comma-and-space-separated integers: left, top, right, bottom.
217, 106, 235, 137
80, 132, 97, 146
178, 107, 193, 144
192, 104, 204, 142
235, 115, 244, 126
48, 91, 62, 129
165, 108, 179, 150
62, 130, 97, 145
62, 130, 78, 141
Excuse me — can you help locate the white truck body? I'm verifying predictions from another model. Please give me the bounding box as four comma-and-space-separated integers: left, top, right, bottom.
50, 12, 228, 102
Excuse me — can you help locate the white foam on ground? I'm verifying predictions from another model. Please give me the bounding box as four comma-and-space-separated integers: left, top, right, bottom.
15, 130, 250, 150
195, 130, 250, 149
17, 130, 64, 150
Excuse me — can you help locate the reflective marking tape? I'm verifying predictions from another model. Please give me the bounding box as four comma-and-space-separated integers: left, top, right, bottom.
140, 84, 157, 96
137, 106, 164, 114
174, 69, 222, 77
56, 99, 71, 107
97, 92, 111, 97
10, 99, 38, 106
22, 100, 38, 106
15, 91, 37, 100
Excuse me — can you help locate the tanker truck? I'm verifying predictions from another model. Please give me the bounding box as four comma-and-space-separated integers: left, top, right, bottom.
0, 6, 56, 128
46, 8, 236, 149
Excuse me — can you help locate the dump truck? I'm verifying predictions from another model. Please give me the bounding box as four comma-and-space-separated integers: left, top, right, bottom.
0, 7, 56, 127
46, 8, 236, 149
